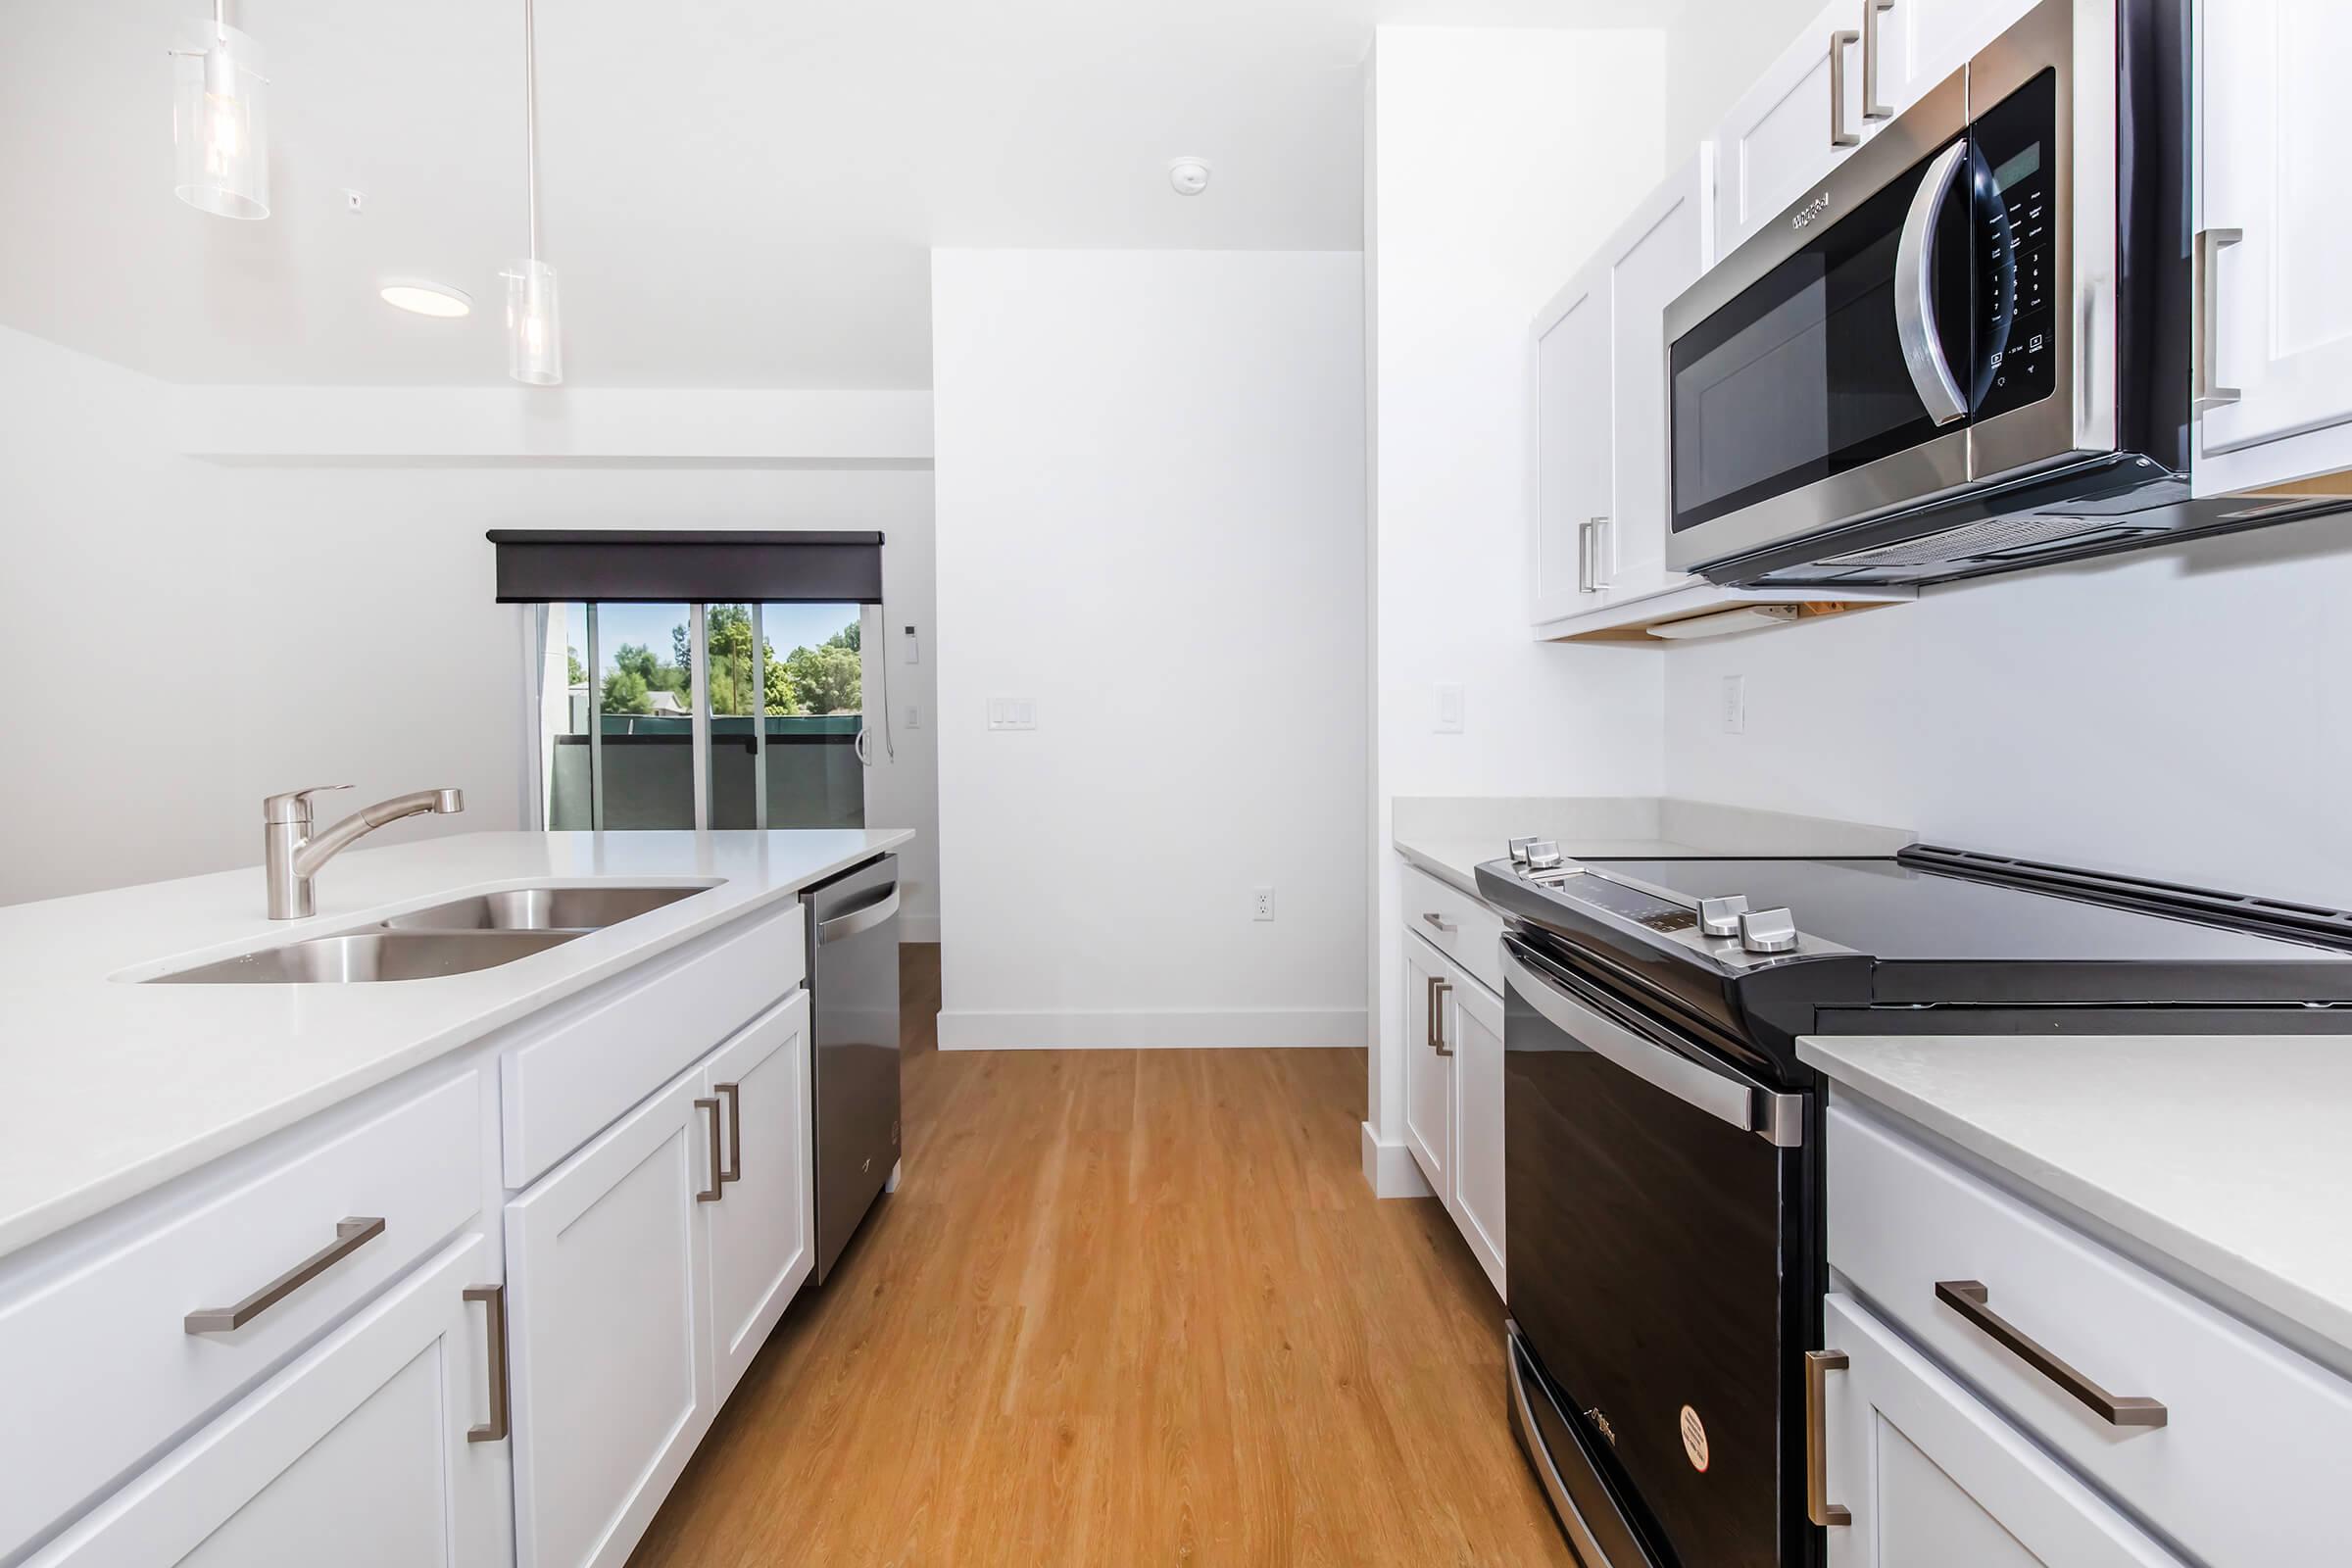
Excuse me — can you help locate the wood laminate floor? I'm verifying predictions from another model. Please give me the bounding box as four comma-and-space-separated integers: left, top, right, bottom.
628, 946, 1574, 1567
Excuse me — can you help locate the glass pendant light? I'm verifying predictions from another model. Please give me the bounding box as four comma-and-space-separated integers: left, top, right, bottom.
170, 1, 269, 220
504, 0, 562, 384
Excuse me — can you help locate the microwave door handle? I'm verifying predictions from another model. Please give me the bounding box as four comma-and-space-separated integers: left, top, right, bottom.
1894, 139, 1971, 427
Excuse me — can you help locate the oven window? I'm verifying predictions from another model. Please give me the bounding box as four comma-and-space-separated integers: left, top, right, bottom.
1671, 135, 1975, 534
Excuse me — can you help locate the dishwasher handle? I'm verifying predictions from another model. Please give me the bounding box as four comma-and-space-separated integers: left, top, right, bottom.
816, 885, 901, 945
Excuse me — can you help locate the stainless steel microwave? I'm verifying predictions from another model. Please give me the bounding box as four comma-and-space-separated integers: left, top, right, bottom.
1661, 0, 2247, 588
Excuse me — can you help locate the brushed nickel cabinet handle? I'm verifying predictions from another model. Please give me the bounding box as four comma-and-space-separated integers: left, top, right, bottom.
1830, 30, 1861, 147
1805, 1349, 1852, 1526
1422, 911, 1459, 934
1935, 1280, 2168, 1428
184, 1216, 386, 1333
1425, 975, 1442, 1052
2193, 226, 2244, 411
1433, 980, 1455, 1056
715, 1081, 743, 1184
696, 1098, 724, 1202
463, 1284, 511, 1444
1862, 0, 1894, 120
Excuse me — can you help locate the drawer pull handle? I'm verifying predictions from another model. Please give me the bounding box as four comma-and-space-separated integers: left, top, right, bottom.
715, 1081, 743, 1184
1804, 1349, 1851, 1527
696, 1098, 724, 1202
1421, 911, 1459, 934
184, 1216, 386, 1334
463, 1284, 511, 1444
1935, 1280, 2169, 1428
1433, 980, 1455, 1056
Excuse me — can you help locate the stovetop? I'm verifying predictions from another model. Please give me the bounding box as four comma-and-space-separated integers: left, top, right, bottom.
1476, 839, 2352, 1077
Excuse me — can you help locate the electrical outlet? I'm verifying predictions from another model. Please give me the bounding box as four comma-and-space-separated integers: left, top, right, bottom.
1435, 683, 1465, 734
904, 705, 919, 730
1251, 887, 1276, 921
1721, 674, 1746, 735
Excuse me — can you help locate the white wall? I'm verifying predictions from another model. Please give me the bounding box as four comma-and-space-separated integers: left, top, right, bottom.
929, 248, 1368, 1049
1663, 518, 2352, 906
1363, 26, 1672, 1186
0, 325, 941, 925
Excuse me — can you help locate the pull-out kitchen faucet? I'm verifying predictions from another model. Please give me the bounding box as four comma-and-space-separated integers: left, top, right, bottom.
264, 785, 465, 918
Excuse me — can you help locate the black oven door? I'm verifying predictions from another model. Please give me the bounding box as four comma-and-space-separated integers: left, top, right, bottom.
1502, 937, 1816, 1568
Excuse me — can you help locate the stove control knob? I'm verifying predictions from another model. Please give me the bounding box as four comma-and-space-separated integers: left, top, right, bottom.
1507, 837, 1539, 865
1738, 907, 1799, 955
1524, 841, 1565, 870
1698, 896, 1750, 938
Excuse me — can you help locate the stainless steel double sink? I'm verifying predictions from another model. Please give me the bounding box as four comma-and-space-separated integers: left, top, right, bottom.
148, 884, 714, 984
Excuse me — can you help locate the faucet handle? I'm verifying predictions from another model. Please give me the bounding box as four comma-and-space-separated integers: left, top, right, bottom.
263, 785, 353, 825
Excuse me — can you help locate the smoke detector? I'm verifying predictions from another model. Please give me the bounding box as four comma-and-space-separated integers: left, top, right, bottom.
1167, 157, 1212, 196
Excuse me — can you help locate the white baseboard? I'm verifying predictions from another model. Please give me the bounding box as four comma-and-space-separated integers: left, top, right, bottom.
1360, 1122, 1434, 1199
897, 914, 940, 945
936, 1006, 1366, 1051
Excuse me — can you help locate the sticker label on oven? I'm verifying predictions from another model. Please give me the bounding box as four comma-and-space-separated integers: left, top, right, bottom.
1679, 1404, 1710, 1473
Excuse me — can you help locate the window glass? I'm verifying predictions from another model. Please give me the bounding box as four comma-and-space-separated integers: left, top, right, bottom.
593, 603, 698, 829
761, 606, 865, 829
543, 602, 592, 830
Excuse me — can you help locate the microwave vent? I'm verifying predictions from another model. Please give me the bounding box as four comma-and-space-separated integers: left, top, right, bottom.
1813, 514, 2167, 570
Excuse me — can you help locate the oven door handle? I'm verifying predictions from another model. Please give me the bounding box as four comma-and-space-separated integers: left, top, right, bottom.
1894, 138, 1971, 428
1503, 944, 1801, 1148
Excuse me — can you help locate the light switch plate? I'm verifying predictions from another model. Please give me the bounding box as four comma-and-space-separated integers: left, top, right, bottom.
1435, 683, 1465, 734
987, 697, 1037, 731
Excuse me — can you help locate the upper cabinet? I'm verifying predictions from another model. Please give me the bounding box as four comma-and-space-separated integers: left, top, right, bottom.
1530, 153, 1712, 631
2194, 0, 2352, 497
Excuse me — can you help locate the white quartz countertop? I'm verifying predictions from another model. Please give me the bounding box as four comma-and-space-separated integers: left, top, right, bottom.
1801, 1034, 2352, 1369
1396, 837, 1708, 896
0, 828, 910, 1260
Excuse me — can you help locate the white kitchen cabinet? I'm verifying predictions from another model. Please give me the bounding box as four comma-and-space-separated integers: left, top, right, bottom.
1402, 931, 1451, 1199
2193, 0, 2352, 497
1817, 1293, 2184, 1568
1444, 969, 1505, 1297
1529, 266, 1613, 624
1712, 0, 1868, 261
29, 1233, 510, 1568
705, 991, 815, 1401
506, 1069, 718, 1568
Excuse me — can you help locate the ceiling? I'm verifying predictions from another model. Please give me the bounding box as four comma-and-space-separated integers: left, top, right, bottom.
1, 0, 1686, 388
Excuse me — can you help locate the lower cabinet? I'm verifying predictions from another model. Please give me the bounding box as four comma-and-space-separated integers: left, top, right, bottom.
1402, 932, 1451, 1200
1818, 1294, 2183, 1568
1401, 924, 1505, 1298
505, 991, 814, 1568
29, 1232, 510, 1567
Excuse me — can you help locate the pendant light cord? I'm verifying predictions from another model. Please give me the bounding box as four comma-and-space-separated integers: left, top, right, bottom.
522, 0, 540, 261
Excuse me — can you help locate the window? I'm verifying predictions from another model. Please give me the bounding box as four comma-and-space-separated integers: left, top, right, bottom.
532, 601, 871, 832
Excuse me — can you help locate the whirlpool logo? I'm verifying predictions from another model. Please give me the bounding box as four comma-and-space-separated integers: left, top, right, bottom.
1790, 190, 1832, 230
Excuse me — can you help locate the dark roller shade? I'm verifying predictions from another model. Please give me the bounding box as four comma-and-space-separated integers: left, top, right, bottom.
488, 530, 885, 604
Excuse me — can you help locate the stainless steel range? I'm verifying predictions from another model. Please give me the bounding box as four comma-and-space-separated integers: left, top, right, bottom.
1480, 838, 2352, 1567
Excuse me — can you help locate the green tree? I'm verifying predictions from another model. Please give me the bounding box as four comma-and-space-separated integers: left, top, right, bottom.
785, 643, 860, 714
600, 665, 652, 714
566, 647, 586, 687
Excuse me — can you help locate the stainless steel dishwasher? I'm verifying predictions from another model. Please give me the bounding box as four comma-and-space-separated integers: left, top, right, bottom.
802, 855, 902, 1283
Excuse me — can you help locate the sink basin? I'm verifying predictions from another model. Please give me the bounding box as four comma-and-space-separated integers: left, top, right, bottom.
380, 884, 710, 933
150, 930, 582, 985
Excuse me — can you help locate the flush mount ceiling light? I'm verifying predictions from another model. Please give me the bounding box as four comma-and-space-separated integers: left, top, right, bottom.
1167, 157, 1212, 196
168, 0, 270, 220
502, 0, 562, 385
379, 281, 474, 318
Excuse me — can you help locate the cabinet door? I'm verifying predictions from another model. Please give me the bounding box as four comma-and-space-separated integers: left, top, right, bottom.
506, 1072, 716, 1568
1530, 261, 1613, 623
1714, 0, 1864, 260
1820, 1294, 2185, 1568
2194, 0, 2352, 487
1870, 0, 2040, 120
705, 991, 815, 1402
29, 1234, 508, 1568
1604, 154, 1711, 604
1445, 966, 1504, 1298
1401, 932, 1451, 1200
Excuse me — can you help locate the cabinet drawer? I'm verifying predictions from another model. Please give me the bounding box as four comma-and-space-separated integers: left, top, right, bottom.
0, 1069, 484, 1559
1400, 862, 1502, 995
1829, 1102, 2352, 1567
502, 902, 805, 1189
